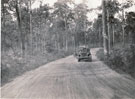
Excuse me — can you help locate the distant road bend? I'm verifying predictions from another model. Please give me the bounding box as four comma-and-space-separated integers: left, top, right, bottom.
1, 48, 135, 99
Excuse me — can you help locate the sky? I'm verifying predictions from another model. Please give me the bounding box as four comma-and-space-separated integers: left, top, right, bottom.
32, 0, 102, 21
32, 0, 135, 21
32, 0, 102, 9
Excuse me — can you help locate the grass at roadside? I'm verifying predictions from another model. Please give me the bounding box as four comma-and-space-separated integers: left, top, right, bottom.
1, 49, 73, 86
96, 45, 135, 79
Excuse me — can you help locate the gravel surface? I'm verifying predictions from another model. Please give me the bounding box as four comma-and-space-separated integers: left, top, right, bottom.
1, 48, 135, 99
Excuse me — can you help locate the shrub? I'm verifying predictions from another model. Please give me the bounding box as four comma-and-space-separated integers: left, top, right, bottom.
96, 44, 135, 78
1, 49, 72, 86
96, 49, 105, 61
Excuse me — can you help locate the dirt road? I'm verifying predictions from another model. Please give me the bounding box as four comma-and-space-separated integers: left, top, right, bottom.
1, 48, 135, 99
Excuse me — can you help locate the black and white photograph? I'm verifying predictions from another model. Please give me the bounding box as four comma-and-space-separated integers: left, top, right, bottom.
1, 0, 135, 98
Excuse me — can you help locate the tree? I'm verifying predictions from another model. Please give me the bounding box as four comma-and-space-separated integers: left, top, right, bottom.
102, 0, 109, 55
120, 0, 134, 45
92, 14, 103, 47
106, 0, 120, 51
125, 12, 135, 44
53, 1, 71, 50
74, 3, 89, 47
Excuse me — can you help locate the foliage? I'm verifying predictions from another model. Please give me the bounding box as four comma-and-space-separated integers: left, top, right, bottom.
1, 49, 72, 86
125, 12, 135, 43
96, 44, 135, 78
1, 0, 92, 85
1, 0, 135, 85
106, 0, 120, 15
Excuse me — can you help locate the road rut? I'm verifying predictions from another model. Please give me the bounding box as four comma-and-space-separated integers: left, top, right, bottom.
1, 48, 135, 99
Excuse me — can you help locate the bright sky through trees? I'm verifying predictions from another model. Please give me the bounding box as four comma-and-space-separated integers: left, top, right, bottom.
32, 0, 135, 21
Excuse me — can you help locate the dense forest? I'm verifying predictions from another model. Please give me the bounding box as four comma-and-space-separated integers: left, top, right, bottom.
1, 0, 135, 85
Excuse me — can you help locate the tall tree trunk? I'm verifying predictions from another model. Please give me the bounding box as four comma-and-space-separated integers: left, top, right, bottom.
131, 30, 135, 44
39, 2, 42, 53
112, 24, 115, 46
122, 9, 125, 45
84, 32, 87, 46
2, 0, 5, 27
102, 0, 109, 55
65, 34, 68, 51
39, 16, 42, 53
2, 1, 6, 51
43, 19, 47, 53
107, 10, 111, 54
65, 18, 68, 51
15, 0, 25, 56
29, 0, 33, 54
98, 27, 102, 47
56, 32, 59, 51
